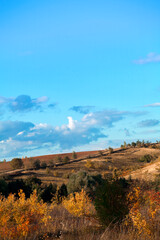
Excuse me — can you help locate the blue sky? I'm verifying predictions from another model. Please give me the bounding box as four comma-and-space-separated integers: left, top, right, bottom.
0, 0, 160, 160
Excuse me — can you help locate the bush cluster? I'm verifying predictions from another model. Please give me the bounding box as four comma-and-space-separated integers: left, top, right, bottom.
0, 177, 67, 203
139, 154, 153, 163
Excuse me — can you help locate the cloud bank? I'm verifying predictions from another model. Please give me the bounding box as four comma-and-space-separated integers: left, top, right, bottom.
0, 109, 130, 158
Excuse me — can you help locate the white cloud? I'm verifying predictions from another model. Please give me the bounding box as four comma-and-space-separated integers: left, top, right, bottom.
17, 131, 24, 136
0, 109, 147, 158
134, 52, 160, 64
144, 102, 160, 107
0, 139, 33, 157
67, 117, 77, 130
34, 96, 49, 103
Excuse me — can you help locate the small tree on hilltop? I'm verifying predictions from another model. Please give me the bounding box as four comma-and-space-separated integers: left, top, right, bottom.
32, 159, 40, 170
41, 161, 47, 169
136, 140, 142, 148
10, 158, 24, 170
56, 156, 62, 163
99, 150, 103, 156
49, 159, 54, 168
72, 151, 77, 159
109, 147, 113, 154
131, 142, 136, 148
63, 156, 70, 164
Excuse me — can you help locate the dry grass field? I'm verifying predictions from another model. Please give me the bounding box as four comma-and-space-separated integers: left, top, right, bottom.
1, 144, 160, 184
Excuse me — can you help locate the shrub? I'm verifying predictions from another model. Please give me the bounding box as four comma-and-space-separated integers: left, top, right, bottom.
94, 161, 107, 170
94, 179, 129, 226
102, 171, 108, 179
56, 156, 62, 163
10, 158, 24, 169
40, 183, 57, 202
57, 183, 68, 201
48, 159, 54, 168
63, 156, 70, 164
41, 161, 47, 169
99, 150, 103, 156
136, 140, 142, 148
108, 147, 113, 154
112, 167, 118, 180
127, 187, 160, 237
72, 151, 77, 159
53, 171, 59, 177
32, 159, 41, 170
108, 165, 113, 171
139, 154, 152, 163
67, 170, 103, 197
0, 190, 52, 239
0, 179, 8, 196
46, 167, 51, 175
62, 189, 95, 217
63, 172, 70, 179
8, 179, 28, 198
52, 184, 68, 204
85, 159, 94, 169
131, 142, 136, 148
24, 177, 42, 197
123, 141, 127, 148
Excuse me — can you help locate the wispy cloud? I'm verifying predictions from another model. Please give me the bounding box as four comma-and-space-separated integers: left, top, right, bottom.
134, 53, 160, 64
9, 95, 48, 112
138, 119, 160, 128
140, 129, 160, 135
144, 102, 160, 107
70, 105, 95, 114
0, 95, 54, 113
124, 128, 131, 137
48, 103, 57, 109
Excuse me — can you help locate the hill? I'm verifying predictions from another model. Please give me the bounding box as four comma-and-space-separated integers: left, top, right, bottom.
1, 143, 160, 185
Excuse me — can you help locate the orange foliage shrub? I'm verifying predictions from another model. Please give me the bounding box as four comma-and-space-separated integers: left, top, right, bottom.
0, 190, 52, 239
127, 186, 160, 237
62, 189, 95, 217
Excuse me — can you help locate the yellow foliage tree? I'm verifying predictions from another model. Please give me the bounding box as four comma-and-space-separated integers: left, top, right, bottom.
62, 189, 95, 217
0, 190, 52, 239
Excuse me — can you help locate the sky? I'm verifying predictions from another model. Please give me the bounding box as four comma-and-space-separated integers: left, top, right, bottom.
0, 0, 160, 160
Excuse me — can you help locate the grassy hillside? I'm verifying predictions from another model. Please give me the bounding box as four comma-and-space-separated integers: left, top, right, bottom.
1, 143, 160, 184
